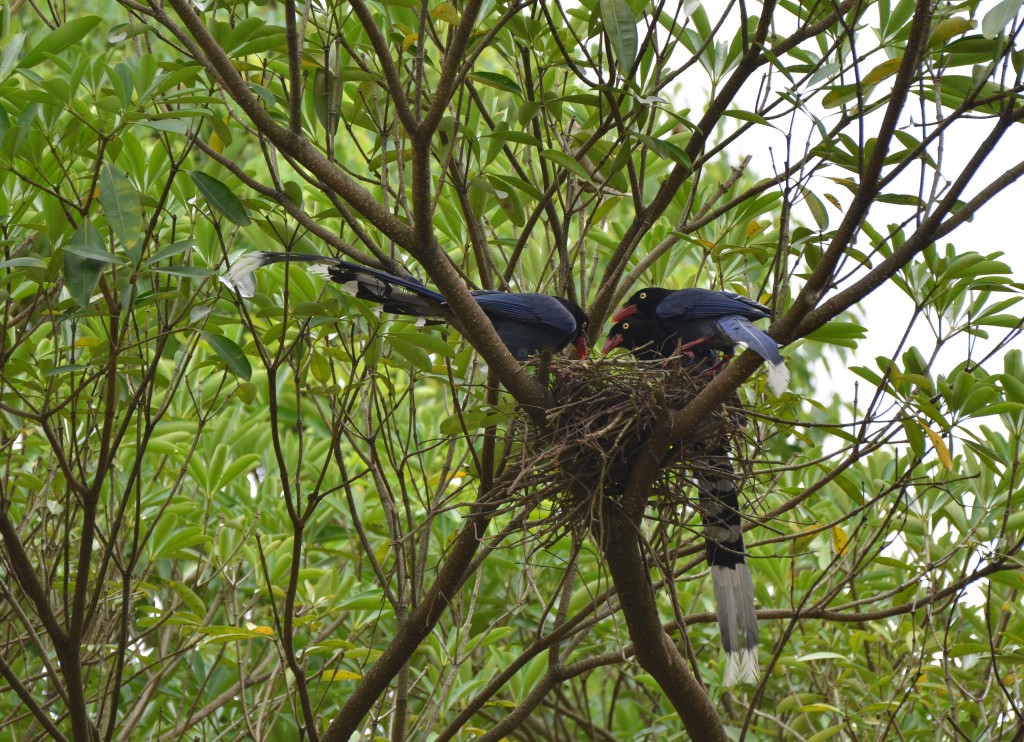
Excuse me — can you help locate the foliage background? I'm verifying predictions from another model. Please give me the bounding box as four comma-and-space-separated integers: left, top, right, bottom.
1, 0, 1023, 739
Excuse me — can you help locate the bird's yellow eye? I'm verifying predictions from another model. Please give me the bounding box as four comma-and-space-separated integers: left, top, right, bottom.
622, 322, 630, 330
639, 292, 647, 299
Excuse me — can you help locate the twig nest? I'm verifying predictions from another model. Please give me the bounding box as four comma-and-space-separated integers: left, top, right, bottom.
504, 357, 745, 533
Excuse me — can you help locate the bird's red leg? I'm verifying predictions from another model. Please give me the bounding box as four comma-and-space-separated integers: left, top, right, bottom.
669, 334, 714, 364
673, 335, 714, 354
696, 353, 733, 379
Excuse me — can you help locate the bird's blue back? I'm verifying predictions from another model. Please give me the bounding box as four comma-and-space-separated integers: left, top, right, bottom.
656, 288, 770, 324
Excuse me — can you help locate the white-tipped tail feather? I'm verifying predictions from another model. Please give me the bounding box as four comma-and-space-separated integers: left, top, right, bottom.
718, 316, 788, 396
711, 563, 759, 687
722, 647, 760, 688
306, 263, 334, 281
220, 252, 271, 297
766, 360, 790, 397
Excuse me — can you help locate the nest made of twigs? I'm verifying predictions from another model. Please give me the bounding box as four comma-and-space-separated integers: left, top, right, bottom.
497, 356, 750, 536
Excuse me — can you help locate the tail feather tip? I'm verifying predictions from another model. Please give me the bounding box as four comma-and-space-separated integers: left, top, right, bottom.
221, 252, 270, 297
723, 648, 760, 687
767, 361, 789, 396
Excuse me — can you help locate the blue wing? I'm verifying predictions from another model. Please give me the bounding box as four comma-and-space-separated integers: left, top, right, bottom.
657, 288, 771, 323
471, 292, 577, 334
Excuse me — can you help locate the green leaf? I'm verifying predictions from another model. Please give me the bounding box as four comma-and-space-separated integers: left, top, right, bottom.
928, 17, 976, 47
801, 186, 829, 230
850, 365, 883, 386
198, 625, 275, 643
336, 590, 385, 611
107, 23, 152, 44
822, 83, 863, 108
201, 331, 253, 380
633, 132, 691, 167
140, 118, 191, 134
310, 349, 332, 383
151, 265, 215, 279
807, 724, 847, 742
804, 320, 867, 348
144, 239, 196, 266
430, 2, 458, 25
902, 418, 926, 456
215, 453, 263, 491
974, 401, 1024, 417
388, 330, 455, 357
63, 245, 128, 265
189, 171, 251, 226
722, 109, 770, 126
387, 332, 433, 372
63, 221, 108, 307
982, 0, 1024, 39
235, 382, 258, 404
600, 0, 637, 72
796, 651, 849, 662
467, 71, 522, 95
163, 578, 206, 615
44, 364, 90, 377
481, 130, 542, 147
0, 256, 46, 270
861, 57, 903, 85
540, 149, 594, 183
877, 193, 925, 207
313, 67, 341, 135
0, 32, 25, 81
438, 406, 507, 435
100, 164, 143, 259
17, 16, 102, 69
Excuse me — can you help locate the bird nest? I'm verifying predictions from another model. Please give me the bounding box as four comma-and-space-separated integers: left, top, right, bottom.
495, 357, 751, 536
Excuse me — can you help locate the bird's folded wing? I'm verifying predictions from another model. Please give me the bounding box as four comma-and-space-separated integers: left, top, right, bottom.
659, 288, 770, 322
471, 292, 577, 332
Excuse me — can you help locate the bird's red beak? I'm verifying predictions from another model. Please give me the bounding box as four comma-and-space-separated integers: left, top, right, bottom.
575, 335, 588, 359
601, 334, 623, 354
611, 304, 638, 323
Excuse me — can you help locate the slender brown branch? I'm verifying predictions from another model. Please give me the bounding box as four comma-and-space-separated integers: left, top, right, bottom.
784, 0, 935, 326
348, 0, 418, 133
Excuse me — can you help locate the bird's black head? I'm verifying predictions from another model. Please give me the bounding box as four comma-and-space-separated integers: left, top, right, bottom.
613, 287, 676, 322
602, 316, 675, 359
603, 316, 719, 373
555, 298, 590, 359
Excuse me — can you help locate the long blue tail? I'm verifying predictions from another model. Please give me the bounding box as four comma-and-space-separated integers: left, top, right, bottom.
695, 439, 759, 686
222, 251, 443, 318
718, 317, 789, 395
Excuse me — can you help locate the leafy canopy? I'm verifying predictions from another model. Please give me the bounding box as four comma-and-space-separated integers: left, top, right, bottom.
1, 0, 1023, 740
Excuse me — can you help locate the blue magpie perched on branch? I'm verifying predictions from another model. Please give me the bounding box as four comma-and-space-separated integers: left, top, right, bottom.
222, 252, 589, 361
612, 287, 788, 395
